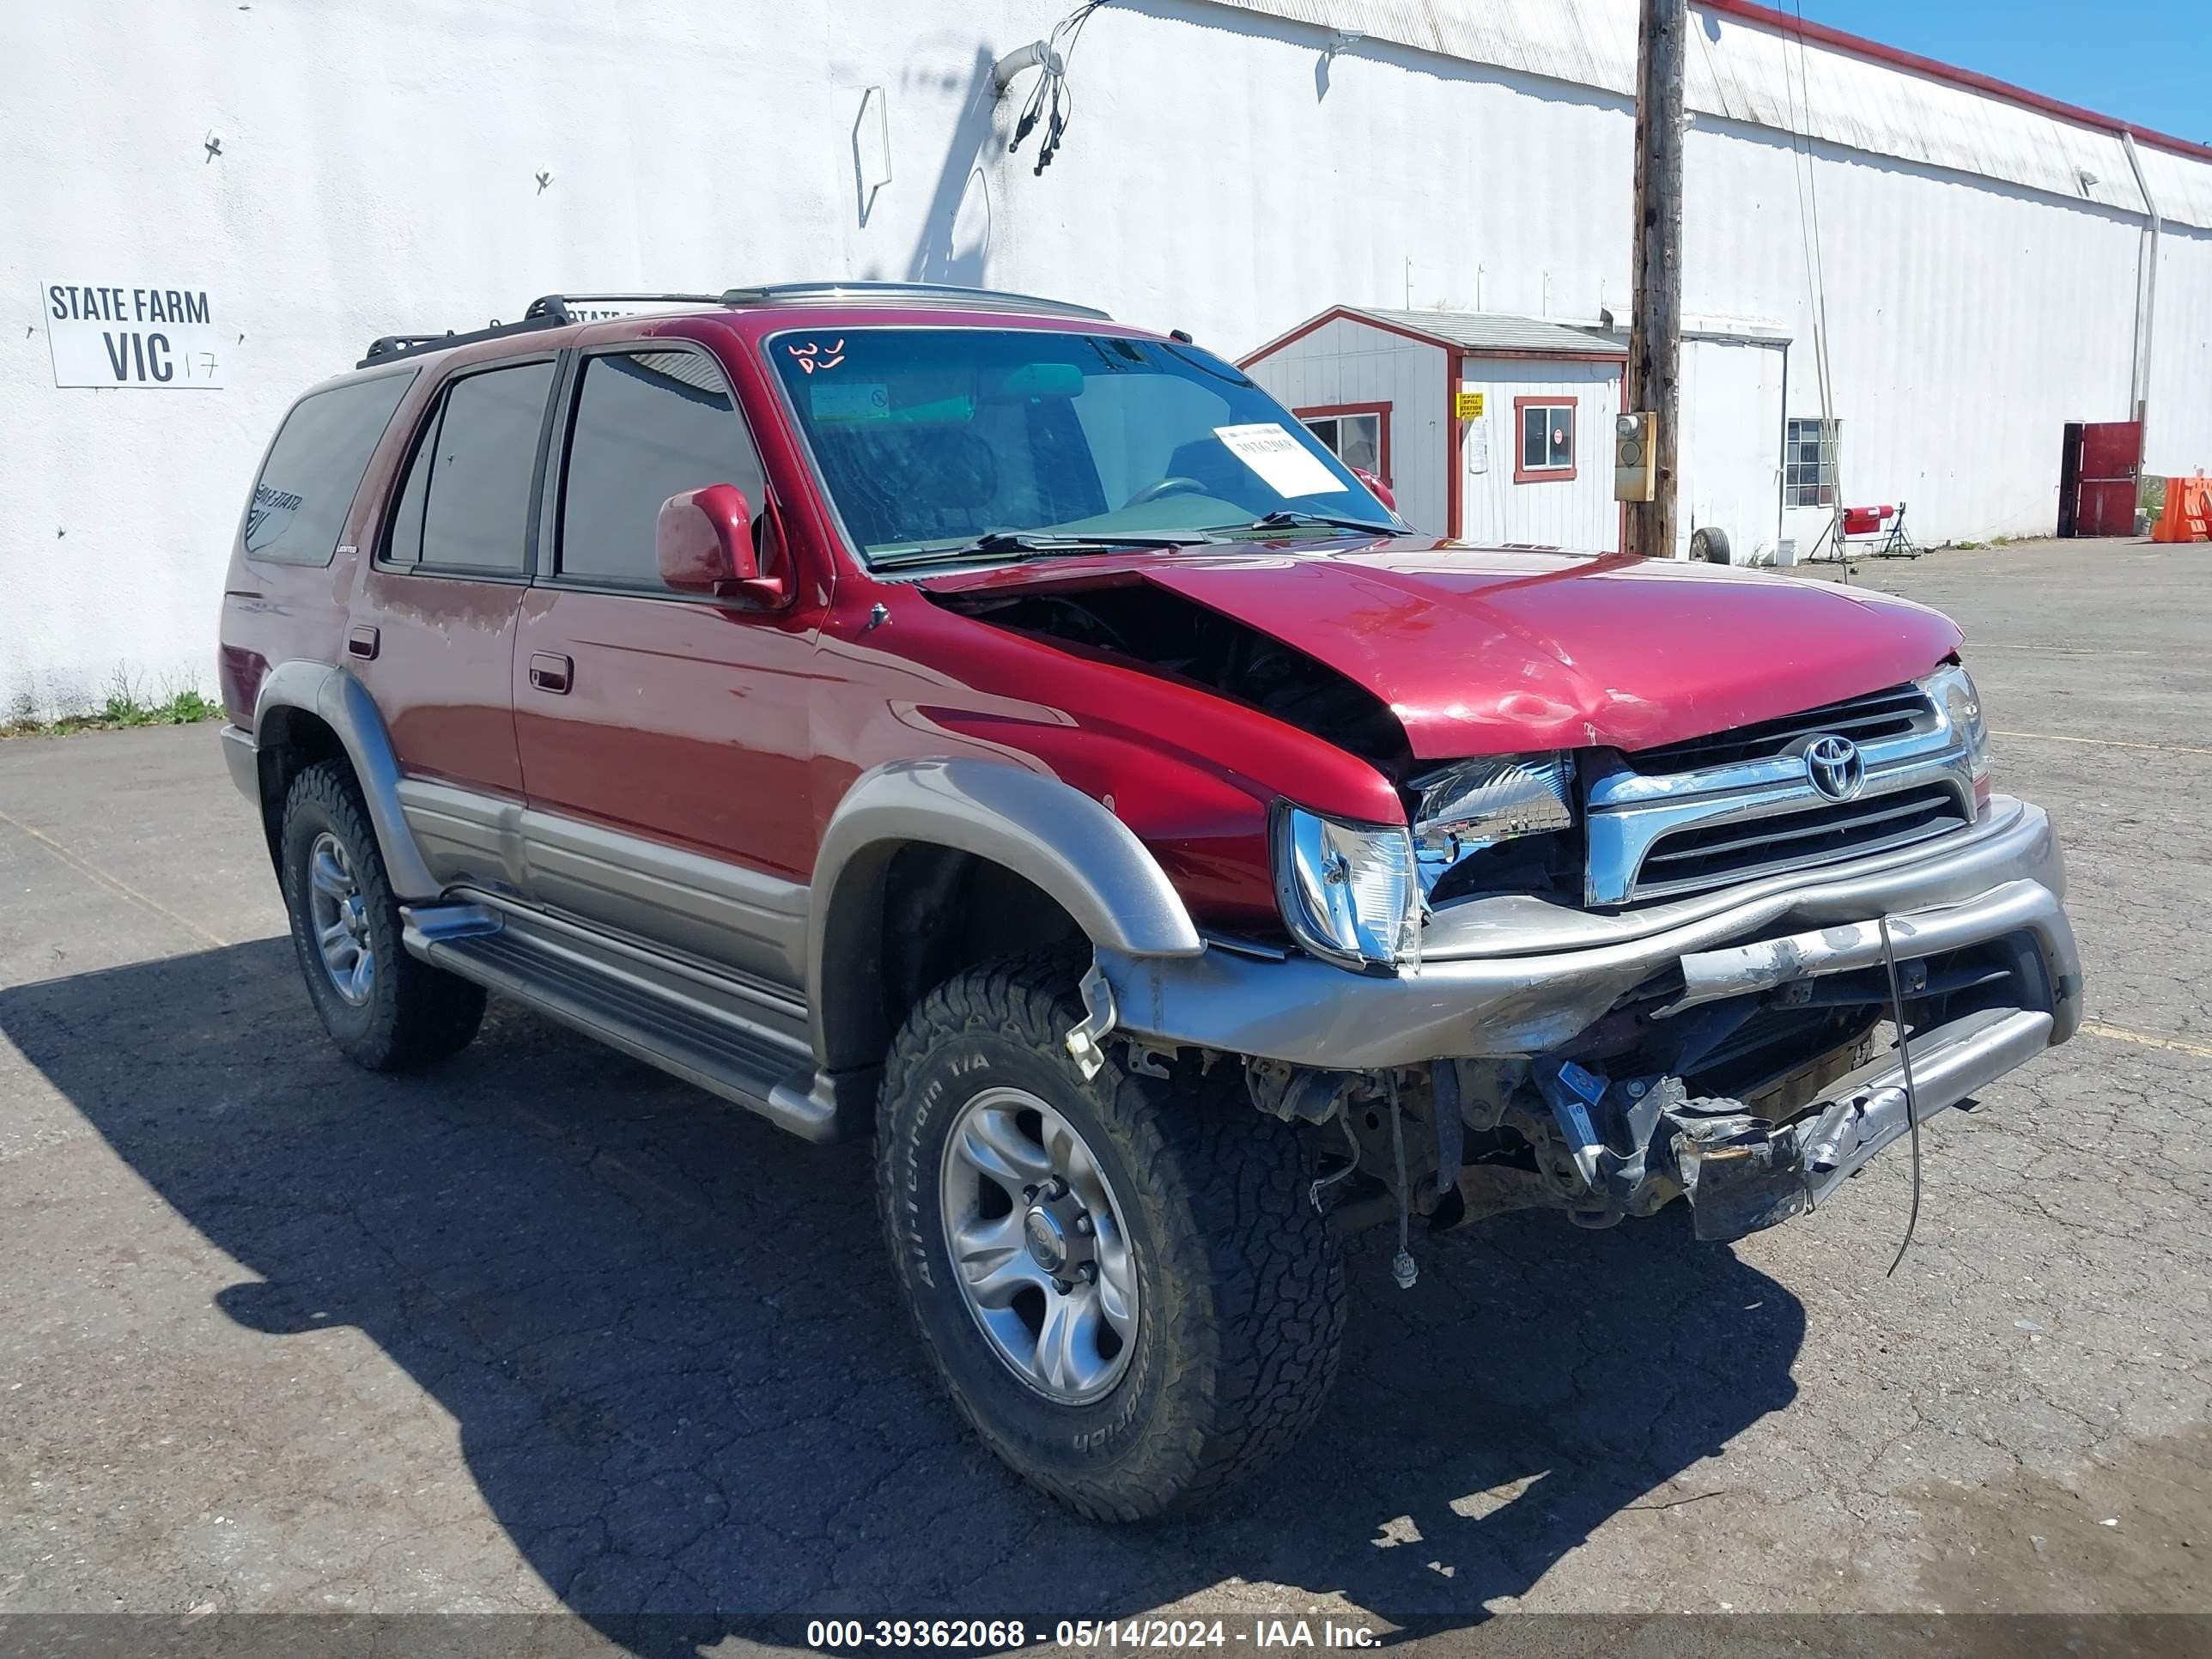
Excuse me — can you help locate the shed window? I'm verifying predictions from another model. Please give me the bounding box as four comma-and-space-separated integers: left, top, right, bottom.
1785, 417, 1839, 507
1297, 408, 1385, 479
1515, 399, 1576, 483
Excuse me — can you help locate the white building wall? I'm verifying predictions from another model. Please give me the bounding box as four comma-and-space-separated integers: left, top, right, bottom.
3, 0, 2208, 716
2147, 227, 2212, 477
1237, 317, 1449, 532
1458, 360, 1623, 550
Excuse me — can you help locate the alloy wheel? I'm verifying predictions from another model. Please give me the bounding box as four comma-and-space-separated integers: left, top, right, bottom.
939, 1085, 1139, 1405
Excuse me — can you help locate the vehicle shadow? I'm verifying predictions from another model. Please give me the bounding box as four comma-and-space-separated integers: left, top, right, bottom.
0, 941, 1805, 1650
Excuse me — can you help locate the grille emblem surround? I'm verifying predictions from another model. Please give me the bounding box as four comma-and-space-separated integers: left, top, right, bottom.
1802, 734, 1866, 802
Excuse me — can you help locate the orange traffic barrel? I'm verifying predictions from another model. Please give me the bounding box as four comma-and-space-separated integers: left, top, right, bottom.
2151, 474, 2211, 543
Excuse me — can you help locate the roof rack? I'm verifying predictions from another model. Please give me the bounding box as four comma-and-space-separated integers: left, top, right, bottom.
522, 293, 728, 322
356, 282, 1111, 368
715, 282, 1111, 320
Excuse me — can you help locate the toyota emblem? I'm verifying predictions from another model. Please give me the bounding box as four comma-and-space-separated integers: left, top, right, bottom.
1803, 734, 1865, 802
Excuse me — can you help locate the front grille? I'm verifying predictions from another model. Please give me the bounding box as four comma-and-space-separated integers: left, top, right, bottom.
1632, 782, 1967, 900
1629, 684, 1931, 775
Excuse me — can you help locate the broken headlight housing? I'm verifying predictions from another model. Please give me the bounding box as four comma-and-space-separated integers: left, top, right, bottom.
1923, 661, 1991, 800
1410, 752, 1577, 898
1273, 805, 1420, 971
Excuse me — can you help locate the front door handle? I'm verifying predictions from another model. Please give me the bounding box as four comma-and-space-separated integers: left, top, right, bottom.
347, 624, 380, 661
528, 652, 573, 695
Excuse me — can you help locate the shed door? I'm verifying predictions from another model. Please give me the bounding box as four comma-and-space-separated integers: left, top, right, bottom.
1458, 359, 1622, 550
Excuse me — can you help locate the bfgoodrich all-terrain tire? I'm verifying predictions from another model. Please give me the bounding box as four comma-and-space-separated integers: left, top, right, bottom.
278, 759, 486, 1072
877, 952, 1346, 1521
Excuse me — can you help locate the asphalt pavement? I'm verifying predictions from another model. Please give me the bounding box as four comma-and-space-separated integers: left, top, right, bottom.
1, 538, 2205, 1654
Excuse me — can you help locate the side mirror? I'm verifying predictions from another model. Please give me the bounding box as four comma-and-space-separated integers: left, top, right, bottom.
655, 483, 788, 607
1352, 466, 1397, 514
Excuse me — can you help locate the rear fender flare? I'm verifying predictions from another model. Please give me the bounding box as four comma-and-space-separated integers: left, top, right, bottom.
807, 758, 1205, 1072
252, 659, 441, 900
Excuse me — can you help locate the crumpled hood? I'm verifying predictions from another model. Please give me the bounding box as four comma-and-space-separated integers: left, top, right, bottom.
919, 540, 1964, 759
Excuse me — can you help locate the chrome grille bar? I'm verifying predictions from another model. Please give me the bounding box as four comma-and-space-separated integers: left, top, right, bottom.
1633, 784, 1966, 899
1629, 684, 1929, 774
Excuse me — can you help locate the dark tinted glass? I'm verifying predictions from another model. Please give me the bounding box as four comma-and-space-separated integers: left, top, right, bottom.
417, 362, 555, 572
559, 350, 766, 589
384, 403, 439, 566
244, 370, 415, 563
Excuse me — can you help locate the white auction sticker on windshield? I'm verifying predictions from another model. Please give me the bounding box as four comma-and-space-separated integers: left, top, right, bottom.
1213, 423, 1346, 497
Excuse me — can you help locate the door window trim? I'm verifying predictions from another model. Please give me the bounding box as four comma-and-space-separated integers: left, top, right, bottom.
372, 351, 562, 585
537, 338, 776, 605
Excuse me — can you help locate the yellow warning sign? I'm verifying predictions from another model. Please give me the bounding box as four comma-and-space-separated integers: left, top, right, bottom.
1455, 391, 1484, 419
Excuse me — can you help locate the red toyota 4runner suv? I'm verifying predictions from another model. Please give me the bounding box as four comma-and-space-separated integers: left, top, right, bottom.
220, 283, 2079, 1519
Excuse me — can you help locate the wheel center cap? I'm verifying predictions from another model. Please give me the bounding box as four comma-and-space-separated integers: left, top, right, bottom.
1023, 1206, 1068, 1273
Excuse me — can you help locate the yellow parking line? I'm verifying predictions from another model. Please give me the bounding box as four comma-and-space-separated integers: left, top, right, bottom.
1993, 730, 2212, 758
2078, 1020, 2212, 1060
0, 805, 229, 951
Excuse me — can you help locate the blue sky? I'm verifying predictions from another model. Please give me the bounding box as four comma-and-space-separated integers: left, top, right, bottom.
1797, 2, 2204, 143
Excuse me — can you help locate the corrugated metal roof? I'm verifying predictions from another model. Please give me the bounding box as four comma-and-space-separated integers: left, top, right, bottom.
1206, 1, 2212, 231
1346, 307, 1622, 356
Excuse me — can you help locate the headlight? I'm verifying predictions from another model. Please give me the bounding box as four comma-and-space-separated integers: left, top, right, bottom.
1923, 662, 1990, 793
1273, 805, 1419, 970
1409, 752, 1576, 895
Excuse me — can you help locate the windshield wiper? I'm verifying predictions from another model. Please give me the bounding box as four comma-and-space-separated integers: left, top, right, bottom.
871, 529, 1215, 571
1220, 510, 1401, 538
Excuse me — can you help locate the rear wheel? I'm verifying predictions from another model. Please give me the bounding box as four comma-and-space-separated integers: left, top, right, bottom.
877, 952, 1346, 1520
277, 760, 486, 1071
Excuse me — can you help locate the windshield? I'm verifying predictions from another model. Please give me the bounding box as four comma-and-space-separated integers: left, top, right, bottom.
769, 327, 1397, 565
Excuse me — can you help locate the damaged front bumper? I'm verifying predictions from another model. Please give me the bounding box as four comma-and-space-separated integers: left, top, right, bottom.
1103, 798, 2078, 1064
1623, 1003, 2051, 1240
1098, 797, 2080, 1243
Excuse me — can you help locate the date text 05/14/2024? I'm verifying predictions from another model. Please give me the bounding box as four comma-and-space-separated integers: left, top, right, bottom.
804, 1620, 1381, 1650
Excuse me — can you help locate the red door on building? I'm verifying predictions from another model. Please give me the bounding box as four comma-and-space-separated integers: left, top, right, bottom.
2058, 420, 2142, 538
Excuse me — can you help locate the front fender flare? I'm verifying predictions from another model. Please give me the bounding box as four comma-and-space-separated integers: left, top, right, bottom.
252, 659, 441, 901
808, 758, 1204, 1071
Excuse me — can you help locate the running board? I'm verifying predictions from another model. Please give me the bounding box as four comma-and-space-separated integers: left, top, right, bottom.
400, 902, 874, 1142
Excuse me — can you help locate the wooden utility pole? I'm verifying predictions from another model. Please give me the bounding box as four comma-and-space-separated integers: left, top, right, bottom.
1624, 0, 1686, 559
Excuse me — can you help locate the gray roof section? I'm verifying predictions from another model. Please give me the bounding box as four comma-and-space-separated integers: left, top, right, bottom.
1346, 307, 1621, 356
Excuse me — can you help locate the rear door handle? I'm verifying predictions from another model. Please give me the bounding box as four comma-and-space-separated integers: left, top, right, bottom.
346, 624, 380, 661
528, 652, 573, 695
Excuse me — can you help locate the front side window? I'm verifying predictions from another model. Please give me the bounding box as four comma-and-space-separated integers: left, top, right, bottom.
558, 349, 768, 590
385, 360, 555, 574
1516, 400, 1576, 481
770, 328, 1394, 564
244, 370, 415, 563
1785, 417, 1839, 507
1298, 408, 1385, 479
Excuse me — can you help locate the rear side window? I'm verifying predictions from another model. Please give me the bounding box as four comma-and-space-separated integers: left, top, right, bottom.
557, 349, 768, 590
385, 360, 555, 574
243, 371, 415, 563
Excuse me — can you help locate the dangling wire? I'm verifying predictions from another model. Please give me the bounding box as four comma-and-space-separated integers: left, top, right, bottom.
1010, 3, 1109, 176
1878, 914, 1923, 1277
1384, 1071, 1418, 1290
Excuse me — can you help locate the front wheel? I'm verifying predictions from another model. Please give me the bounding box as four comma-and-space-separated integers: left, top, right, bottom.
277, 760, 486, 1071
877, 953, 1346, 1521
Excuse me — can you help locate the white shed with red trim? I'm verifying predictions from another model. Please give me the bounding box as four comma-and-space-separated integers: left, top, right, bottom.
1243, 307, 1627, 548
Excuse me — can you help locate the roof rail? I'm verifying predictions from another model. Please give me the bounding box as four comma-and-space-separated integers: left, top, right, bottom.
521, 292, 728, 323
717, 281, 1112, 320
358, 314, 565, 369
357, 282, 1112, 368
